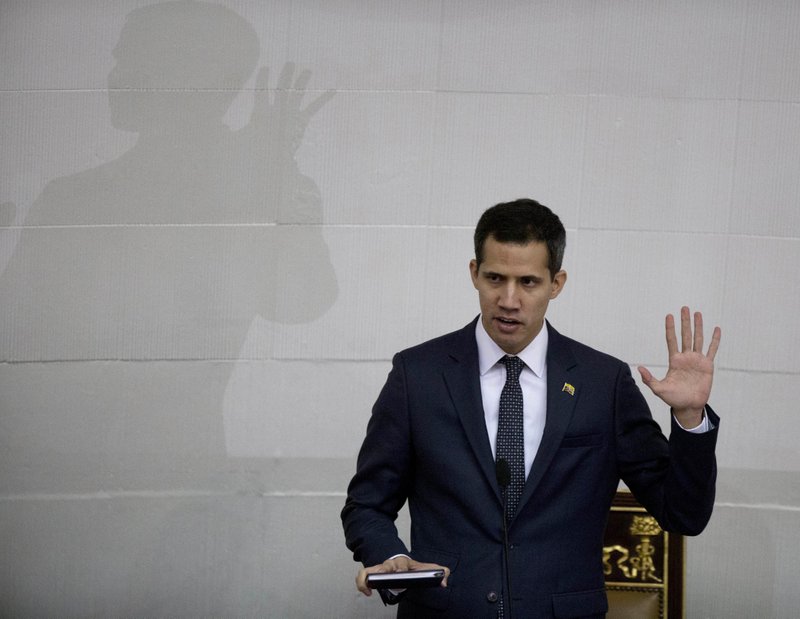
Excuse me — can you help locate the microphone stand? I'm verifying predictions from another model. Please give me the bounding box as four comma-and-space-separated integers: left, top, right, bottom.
496, 458, 514, 619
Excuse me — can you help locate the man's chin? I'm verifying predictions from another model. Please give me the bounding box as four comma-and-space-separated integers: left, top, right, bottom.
491, 333, 524, 355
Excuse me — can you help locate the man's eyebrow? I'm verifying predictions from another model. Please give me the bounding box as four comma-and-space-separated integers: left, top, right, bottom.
482, 270, 544, 283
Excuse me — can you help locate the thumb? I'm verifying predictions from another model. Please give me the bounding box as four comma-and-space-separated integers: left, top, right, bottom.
637, 365, 655, 387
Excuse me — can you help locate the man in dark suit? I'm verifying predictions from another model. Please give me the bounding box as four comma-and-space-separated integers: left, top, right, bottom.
342, 199, 721, 618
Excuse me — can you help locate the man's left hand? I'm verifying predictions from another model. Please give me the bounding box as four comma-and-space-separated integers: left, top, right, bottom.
638, 306, 722, 428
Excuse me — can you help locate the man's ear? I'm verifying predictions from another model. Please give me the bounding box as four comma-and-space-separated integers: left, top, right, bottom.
469, 259, 479, 288
550, 270, 567, 299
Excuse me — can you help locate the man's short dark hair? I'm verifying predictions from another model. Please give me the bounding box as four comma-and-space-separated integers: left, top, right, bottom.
474, 198, 566, 280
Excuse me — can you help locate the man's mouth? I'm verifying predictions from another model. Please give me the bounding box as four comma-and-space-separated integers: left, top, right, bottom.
495, 317, 521, 330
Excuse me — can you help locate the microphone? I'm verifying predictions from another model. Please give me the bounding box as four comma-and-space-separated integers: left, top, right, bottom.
496, 458, 514, 619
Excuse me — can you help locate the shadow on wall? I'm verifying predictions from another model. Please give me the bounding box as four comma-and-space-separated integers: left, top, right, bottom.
0, 1, 338, 484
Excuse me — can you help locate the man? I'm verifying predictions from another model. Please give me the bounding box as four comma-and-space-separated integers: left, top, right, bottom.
342, 199, 721, 618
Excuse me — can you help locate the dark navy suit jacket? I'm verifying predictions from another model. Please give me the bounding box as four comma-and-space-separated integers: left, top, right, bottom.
342, 319, 718, 618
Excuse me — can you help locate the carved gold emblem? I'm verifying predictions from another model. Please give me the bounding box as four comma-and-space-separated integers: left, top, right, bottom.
603, 515, 663, 583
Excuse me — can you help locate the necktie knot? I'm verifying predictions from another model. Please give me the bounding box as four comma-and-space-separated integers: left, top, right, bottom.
502, 355, 524, 381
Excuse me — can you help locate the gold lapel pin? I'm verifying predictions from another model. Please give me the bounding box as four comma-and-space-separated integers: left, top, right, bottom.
562, 382, 575, 396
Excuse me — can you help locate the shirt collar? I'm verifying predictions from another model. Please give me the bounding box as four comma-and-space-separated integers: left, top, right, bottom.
475, 316, 548, 378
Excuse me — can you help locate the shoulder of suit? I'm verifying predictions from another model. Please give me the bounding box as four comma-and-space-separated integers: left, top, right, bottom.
396, 320, 476, 362
547, 323, 628, 370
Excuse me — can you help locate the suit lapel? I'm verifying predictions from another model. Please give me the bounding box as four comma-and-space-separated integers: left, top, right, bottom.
442, 319, 501, 502
515, 323, 579, 519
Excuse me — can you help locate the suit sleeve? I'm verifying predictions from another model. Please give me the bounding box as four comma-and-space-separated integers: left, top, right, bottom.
614, 363, 719, 536
341, 353, 414, 567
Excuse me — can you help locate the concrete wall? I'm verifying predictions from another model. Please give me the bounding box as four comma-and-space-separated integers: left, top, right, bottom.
1, 1, 798, 617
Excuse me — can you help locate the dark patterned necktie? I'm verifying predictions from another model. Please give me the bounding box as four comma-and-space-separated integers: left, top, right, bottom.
496, 355, 525, 521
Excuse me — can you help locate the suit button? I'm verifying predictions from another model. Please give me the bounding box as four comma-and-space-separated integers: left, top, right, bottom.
486, 591, 498, 603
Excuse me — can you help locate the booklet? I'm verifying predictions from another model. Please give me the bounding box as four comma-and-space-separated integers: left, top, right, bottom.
366, 569, 445, 589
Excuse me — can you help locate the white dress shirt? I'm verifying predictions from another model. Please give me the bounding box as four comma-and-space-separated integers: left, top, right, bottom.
475, 318, 549, 480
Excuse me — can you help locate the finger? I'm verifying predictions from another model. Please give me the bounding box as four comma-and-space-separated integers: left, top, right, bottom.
665, 313, 678, 358
433, 564, 451, 587
293, 68, 312, 92
391, 556, 413, 571
277, 61, 295, 90
274, 62, 294, 113
356, 569, 373, 595
250, 66, 271, 126
303, 89, 336, 118
255, 65, 269, 91
288, 68, 312, 115
680, 306, 691, 352
693, 311, 704, 353
706, 326, 722, 361
358, 561, 398, 595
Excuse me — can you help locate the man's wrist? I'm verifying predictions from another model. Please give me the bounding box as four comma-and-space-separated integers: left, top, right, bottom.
673, 407, 705, 430
673, 407, 715, 433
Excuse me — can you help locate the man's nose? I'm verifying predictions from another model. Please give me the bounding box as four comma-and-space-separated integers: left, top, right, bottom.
499, 283, 520, 308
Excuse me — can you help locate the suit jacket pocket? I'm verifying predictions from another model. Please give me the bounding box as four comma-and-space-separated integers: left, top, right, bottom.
559, 433, 603, 448
552, 587, 608, 618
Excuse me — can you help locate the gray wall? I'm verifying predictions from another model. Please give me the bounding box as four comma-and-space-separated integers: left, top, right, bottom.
1, 1, 798, 617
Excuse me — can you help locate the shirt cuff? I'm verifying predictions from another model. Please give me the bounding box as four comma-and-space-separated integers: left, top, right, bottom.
673, 407, 714, 433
